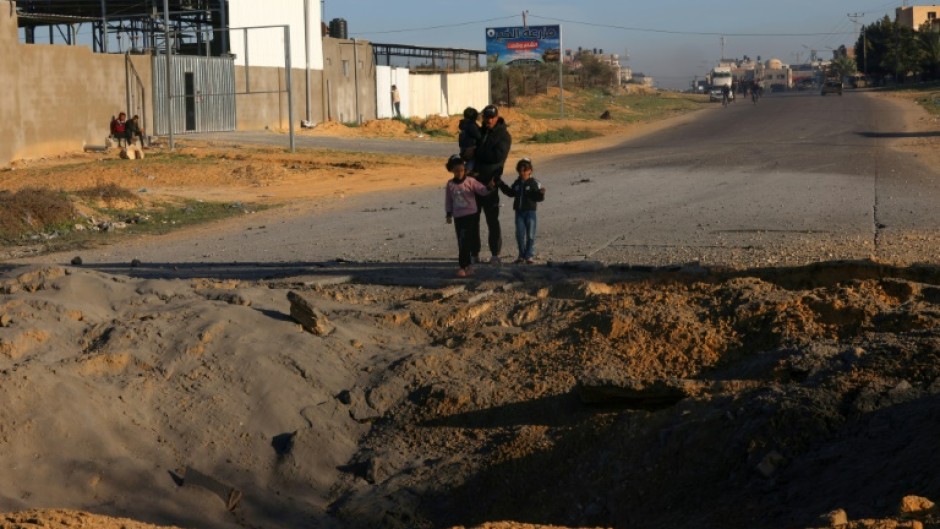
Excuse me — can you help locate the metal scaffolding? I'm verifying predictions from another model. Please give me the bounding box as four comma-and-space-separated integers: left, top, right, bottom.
14, 0, 229, 55
371, 42, 485, 73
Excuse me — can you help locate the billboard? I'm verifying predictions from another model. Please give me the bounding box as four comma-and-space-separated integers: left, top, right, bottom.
485, 25, 561, 67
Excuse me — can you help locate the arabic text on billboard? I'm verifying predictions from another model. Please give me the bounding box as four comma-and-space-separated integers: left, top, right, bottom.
485, 25, 561, 67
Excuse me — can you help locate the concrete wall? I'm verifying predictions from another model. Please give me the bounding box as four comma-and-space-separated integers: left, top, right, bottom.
408, 71, 490, 119
234, 65, 324, 131
1, 0, 21, 166
321, 37, 376, 123
0, 0, 153, 167
234, 38, 377, 129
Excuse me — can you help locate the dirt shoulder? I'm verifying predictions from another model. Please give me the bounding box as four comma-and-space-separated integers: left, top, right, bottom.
871, 88, 940, 172
0, 109, 704, 208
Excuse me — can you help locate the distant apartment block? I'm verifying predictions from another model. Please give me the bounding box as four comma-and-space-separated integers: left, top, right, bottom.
896, 4, 939, 30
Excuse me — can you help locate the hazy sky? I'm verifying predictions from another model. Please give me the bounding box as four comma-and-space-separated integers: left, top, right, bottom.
340, 0, 902, 89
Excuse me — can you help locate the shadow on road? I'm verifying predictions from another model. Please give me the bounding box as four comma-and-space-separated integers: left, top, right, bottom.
857, 130, 940, 138
68, 259, 579, 288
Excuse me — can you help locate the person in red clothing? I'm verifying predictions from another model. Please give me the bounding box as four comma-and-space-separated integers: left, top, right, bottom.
110, 112, 128, 147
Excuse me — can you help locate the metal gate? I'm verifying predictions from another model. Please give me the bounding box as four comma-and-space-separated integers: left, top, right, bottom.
152, 55, 236, 135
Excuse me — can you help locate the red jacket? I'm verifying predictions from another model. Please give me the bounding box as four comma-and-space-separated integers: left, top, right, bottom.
110, 118, 126, 135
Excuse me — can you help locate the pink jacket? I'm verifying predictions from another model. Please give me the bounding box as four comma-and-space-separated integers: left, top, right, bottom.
445, 177, 490, 218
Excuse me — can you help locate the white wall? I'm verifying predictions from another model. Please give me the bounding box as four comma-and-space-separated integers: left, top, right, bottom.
406, 71, 490, 119
227, 0, 323, 70
445, 71, 490, 117
376, 66, 410, 118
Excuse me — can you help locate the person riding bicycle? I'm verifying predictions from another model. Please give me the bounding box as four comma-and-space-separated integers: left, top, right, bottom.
721, 85, 731, 107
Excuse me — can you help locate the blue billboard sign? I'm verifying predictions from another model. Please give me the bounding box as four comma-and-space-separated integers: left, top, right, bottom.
485, 25, 561, 67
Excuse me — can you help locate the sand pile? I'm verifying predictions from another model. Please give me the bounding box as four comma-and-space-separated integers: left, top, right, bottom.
3, 261, 940, 528
498, 107, 549, 138
420, 115, 461, 135
361, 119, 409, 137
303, 120, 359, 137
0, 509, 185, 529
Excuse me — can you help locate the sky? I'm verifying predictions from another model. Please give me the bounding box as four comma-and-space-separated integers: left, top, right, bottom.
338, 0, 904, 89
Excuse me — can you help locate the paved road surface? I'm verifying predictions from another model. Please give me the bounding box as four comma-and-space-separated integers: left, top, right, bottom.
12, 91, 940, 276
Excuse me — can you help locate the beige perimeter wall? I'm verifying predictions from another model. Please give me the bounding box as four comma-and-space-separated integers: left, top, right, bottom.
0, 3, 381, 166
0, 0, 153, 167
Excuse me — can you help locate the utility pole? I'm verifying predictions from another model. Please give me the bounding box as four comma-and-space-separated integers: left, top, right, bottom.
848, 13, 867, 76
720, 35, 725, 61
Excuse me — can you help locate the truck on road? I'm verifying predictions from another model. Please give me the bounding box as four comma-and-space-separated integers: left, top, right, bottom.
708, 66, 734, 103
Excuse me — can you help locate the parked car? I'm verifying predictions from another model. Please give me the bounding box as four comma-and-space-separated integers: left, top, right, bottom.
821, 80, 843, 96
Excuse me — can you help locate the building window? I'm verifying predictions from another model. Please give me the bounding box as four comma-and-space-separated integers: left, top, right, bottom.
928, 11, 936, 20
342, 60, 349, 78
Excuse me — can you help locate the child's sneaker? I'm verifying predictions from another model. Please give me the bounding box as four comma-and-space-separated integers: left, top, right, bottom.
456, 268, 468, 278
513, 257, 525, 264
525, 258, 536, 264
489, 255, 501, 264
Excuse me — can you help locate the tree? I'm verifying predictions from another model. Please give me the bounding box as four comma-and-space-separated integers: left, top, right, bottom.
830, 54, 857, 80
919, 25, 940, 80
858, 15, 925, 83
488, 63, 562, 106
576, 52, 616, 88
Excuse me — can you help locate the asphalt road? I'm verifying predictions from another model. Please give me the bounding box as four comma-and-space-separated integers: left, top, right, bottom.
13, 91, 940, 274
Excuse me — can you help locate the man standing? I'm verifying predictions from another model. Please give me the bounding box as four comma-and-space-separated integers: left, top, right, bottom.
391, 85, 401, 118
471, 104, 512, 263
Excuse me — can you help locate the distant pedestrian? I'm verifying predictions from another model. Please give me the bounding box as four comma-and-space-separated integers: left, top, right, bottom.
391, 85, 401, 118
445, 154, 495, 277
497, 157, 545, 264
458, 107, 481, 172
471, 104, 512, 264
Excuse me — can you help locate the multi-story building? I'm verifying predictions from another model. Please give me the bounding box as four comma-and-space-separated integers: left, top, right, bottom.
896, 4, 939, 30
632, 73, 654, 87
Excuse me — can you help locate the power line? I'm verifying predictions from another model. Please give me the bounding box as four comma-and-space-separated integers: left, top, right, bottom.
527, 13, 858, 37
352, 15, 517, 36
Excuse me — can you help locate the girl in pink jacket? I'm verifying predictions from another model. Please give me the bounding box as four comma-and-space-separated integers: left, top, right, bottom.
445, 154, 493, 277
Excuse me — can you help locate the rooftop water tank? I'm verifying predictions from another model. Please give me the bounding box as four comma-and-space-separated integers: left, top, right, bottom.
329, 18, 348, 39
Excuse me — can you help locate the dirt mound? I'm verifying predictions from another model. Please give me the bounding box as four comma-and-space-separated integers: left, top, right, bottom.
3, 262, 940, 529
0, 510, 184, 529
303, 120, 359, 137
498, 107, 549, 138
421, 115, 461, 135
324, 264, 940, 529
361, 119, 409, 137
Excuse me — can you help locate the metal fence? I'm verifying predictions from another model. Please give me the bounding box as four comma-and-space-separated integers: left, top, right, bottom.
152, 54, 236, 135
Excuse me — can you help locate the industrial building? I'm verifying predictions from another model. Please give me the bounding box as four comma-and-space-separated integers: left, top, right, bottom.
1, 0, 488, 167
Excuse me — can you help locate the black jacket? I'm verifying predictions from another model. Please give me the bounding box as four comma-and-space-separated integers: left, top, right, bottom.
498, 177, 545, 211
458, 118, 481, 152
474, 117, 512, 184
